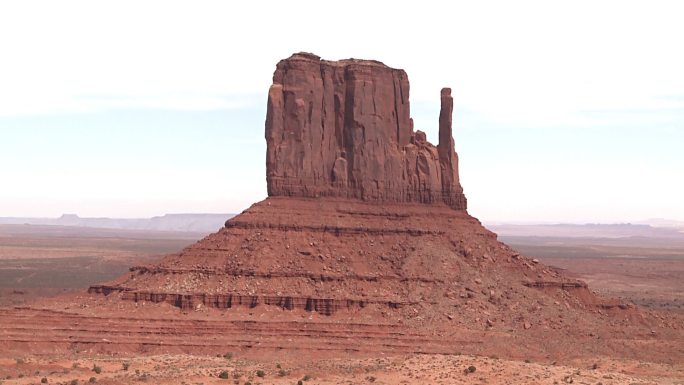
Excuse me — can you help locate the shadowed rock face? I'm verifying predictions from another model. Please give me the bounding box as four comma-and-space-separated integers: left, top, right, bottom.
265, 52, 467, 210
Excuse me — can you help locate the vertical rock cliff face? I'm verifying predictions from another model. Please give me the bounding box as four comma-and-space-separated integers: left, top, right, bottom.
265, 52, 467, 210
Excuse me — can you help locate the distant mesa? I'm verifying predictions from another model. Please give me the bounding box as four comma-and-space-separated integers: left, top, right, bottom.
0, 213, 234, 233
266, 52, 467, 209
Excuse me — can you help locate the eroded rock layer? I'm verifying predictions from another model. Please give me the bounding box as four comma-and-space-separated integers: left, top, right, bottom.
266, 52, 467, 209
90, 197, 615, 320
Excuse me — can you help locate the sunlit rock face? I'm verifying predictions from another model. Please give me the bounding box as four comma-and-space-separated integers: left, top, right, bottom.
265, 52, 467, 210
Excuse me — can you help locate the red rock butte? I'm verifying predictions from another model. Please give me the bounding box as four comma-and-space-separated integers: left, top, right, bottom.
5, 53, 679, 363
86, 53, 619, 321
266, 52, 467, 210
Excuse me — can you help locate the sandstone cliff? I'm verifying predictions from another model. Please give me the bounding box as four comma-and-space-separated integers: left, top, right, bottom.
265, 52, 467, 210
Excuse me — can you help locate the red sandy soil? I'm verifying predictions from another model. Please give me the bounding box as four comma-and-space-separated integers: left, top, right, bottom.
2, 353, 682, 385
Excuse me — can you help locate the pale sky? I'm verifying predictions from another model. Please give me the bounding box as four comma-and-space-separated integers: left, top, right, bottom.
0, 0, 683, 223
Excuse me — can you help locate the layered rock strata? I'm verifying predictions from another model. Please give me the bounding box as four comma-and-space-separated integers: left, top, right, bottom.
87, 53, 621, 322
265, 52, 466, 209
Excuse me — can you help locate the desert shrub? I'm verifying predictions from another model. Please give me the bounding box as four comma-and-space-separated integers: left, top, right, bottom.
41, 378, 48, 384
15, 358, 25, 365
464, 365, 476, 374
70, 380, 78, 385
92, 365, 102, 374
223, 352, 233, 360
122, 362, 130, 371
72, 362, 79, 369
275, 363, 281, 369
302, 374, 312, 381
278, 369, 287, 377
298, 381, 303, 385
218, 371, 230, 379
89, 377, 96, 383
244, 382, 252, 385
256, 370, 265, 378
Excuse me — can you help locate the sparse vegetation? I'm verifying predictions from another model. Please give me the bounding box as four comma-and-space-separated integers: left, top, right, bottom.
70, 380, 78, 385
92, 364, 102, 374
41, 378, 48, 384
89, 377, 96, 383
302, 374, 312, 381
122, 362, 130, 371
256, 370, 265, 378
218, 371, 230, 379
278, 369, 287, 377
464, 365, 476, 374
223, 352, 233, 360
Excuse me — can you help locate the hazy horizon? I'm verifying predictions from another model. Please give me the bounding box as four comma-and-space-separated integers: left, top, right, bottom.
1, 1, 683, 223
2, 212, 683, 228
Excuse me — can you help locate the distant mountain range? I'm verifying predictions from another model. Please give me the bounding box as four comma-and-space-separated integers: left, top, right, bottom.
1, 213, 682, 238
487, 222, 684, 239
635, 218, 684, 229
0, 213, 235, 233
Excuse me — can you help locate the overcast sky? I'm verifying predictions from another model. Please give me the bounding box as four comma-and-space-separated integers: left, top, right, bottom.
0, 0, 682, 223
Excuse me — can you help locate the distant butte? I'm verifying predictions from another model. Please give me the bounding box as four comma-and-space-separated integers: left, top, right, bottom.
266, 52, 466, 209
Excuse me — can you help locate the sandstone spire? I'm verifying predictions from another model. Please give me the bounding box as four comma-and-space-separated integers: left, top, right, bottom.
265, 52, 467, 210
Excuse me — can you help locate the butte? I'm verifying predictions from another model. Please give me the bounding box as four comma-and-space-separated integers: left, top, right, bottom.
2, 53, 681, 362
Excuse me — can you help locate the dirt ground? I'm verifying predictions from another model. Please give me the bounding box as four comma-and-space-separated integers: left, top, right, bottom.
504, 236, 684, 313
0, 225, 200, 307
1, 352, 682, 385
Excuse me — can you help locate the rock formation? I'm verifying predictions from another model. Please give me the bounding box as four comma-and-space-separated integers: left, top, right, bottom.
53, 52, 657, 358
85, 53, 611, 317
265, 52, 466, 210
